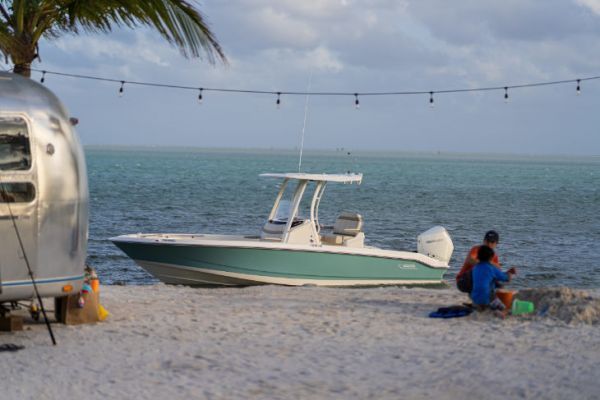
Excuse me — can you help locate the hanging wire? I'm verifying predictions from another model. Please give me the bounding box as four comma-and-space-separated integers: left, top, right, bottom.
276, 92, 281, 108
354, 93, 360, 109
576, 79, 581, 95
429, 91, 434, 108
40, 70, 46, 83
24, 67, 600, 101
504, 86, 509, 103
198, 88, 203, 104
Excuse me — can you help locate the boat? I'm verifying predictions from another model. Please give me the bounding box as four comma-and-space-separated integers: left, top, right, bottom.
112, 172, 454, 286
0, 71, 88, 303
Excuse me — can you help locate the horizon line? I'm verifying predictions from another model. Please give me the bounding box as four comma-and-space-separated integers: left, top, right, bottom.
82, 144, 600, 159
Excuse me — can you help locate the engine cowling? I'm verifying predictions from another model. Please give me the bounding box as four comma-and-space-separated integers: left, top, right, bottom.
417, 226, 454, 264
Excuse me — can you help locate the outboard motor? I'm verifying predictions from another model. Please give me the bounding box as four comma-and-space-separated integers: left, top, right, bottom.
417, 226, 454, 264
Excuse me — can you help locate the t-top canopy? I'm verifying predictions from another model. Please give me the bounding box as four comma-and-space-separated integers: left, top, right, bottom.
260, 172, 362, 183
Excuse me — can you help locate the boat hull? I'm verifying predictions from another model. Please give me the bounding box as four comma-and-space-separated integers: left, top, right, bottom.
113, 239, 448, 287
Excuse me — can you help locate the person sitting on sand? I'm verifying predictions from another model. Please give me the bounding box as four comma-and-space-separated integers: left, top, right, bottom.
456, 230, 501, 291
471, 245, 516, 309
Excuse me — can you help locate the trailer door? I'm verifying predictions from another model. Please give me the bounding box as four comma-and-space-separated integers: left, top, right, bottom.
0, 115, 37, 289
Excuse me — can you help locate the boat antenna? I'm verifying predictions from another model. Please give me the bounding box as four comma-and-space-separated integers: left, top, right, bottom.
0, 181, 57, 346
298, 71, 313, 172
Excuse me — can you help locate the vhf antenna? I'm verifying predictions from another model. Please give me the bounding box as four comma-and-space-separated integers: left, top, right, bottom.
298, 71, 313, 172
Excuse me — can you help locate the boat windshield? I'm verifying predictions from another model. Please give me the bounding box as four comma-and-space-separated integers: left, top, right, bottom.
274, 199, 291, 221
270, 180, 318, 223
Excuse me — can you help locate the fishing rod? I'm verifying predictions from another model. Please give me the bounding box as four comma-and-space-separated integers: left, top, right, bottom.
0, 181, 56, 345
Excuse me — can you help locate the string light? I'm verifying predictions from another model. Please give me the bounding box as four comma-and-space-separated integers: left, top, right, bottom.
26, 68, 600, 106
504, 87, 509, 103
198, 88, 203, 104
276, 92, 281, 108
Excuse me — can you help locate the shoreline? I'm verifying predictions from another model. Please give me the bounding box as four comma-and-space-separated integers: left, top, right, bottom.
2, 285, 599, 399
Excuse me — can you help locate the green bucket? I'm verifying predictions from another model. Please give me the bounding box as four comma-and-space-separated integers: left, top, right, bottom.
512, 300, 535, 315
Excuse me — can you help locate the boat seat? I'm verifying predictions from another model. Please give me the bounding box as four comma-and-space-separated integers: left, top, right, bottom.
261, 218, 314, 244
333, 212, 363, 236
321, 212, 365, 247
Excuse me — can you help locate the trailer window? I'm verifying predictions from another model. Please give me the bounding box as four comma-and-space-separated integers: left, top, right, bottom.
0, 182, 35, 203
0, 116, 31, 171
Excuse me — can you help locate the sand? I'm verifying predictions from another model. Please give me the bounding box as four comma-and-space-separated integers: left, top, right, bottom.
1, 285, 599, 400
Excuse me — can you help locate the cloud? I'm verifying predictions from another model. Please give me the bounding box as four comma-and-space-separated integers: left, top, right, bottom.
11, 0, 600, 154
53, 32, 170, 69
576, 0, 600, 15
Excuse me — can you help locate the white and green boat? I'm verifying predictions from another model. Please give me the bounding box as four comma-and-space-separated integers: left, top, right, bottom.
111, 173, 454, 286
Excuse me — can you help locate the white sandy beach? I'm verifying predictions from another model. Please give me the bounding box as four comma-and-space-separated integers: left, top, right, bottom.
1, 284, 599, 400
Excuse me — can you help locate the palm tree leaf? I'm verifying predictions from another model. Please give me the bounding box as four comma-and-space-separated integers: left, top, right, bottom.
51, 0, 226, 63
0, 0, 226, 71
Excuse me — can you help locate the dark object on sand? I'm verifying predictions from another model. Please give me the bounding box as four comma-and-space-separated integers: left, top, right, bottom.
0, 343, 25, 352
429, 305, 474, 318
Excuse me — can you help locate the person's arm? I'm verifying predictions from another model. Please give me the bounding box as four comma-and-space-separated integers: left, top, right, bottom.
489, 252, 502, 269
492, 267, 512, 282
465, 247, 478, 268
457, 248, 477, 279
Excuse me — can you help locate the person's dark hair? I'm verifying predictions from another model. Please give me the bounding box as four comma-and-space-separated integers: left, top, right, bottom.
484, 230, 499, 244
477, 245, 494, 263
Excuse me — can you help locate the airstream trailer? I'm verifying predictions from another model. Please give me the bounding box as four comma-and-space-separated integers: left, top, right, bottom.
0, 71, 88, 304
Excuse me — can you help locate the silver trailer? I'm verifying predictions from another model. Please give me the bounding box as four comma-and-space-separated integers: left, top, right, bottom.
0, 71, 88, 303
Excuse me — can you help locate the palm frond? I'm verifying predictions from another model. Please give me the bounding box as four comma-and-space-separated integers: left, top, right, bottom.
0, 0, 226, 71
53, 0, 226, 63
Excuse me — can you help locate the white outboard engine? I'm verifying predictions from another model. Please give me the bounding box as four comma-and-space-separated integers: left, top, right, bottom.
417, 226, 454, 264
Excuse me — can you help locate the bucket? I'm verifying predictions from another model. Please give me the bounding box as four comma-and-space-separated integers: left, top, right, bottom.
512, 300, 535, 315
496, 289, 517, 309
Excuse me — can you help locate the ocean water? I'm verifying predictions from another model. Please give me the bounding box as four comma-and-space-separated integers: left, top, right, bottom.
86, 147, 600, 288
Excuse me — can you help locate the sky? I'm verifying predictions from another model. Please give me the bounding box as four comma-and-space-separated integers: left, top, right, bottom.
3, 0, 600, 155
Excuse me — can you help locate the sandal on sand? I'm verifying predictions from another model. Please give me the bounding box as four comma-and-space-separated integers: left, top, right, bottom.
429, 305, 474, 318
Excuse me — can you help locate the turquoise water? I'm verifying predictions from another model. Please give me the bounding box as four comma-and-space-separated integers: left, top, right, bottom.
86, 147, 600, 288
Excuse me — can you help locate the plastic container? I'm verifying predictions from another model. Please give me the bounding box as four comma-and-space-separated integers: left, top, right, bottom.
90, 278, 100, 293
512, 300, 535, 315
496, 289, 517, 309
97, 304, 109, 321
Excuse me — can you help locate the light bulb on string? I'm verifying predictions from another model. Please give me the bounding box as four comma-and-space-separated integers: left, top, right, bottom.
354, 93, 360, 109
40, 71, 46, 83
504, 87, 509, 103
429, 92, 434, 108
276, 92, 281, 109
576, 79, 581, 95
118, 81, 125, 97
198, 88, 203, 104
